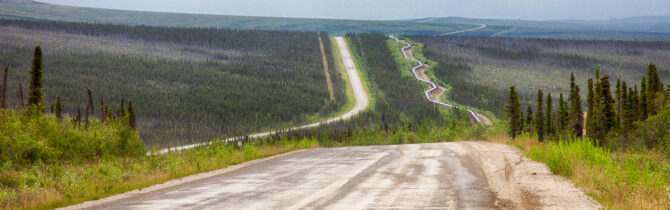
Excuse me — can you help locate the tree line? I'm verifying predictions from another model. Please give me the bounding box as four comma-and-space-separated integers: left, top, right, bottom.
507, 63, 669, 149
1, 46, 137, 129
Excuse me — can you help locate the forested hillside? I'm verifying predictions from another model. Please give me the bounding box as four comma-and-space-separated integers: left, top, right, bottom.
0, 1, 469, 36
0, 19, 346, 147
409, 35, 670, 115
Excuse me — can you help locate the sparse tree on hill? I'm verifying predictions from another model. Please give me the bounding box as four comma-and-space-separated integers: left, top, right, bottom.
55, 96, 62, 119
592, 75, 616, 142
558, 93, 569, 132
546, 92, 554, 138
536, 89, 545, 141
525, 105, 534, 133
17, 77, 24, 108
86, 89, 94, 116
1, 67, 7, 109
119, 98, 126, 117
615, 78, 622, 126
128, 100, 136, 129
569, 74, 583, 137
28, 46, 43, 107
506, 86, 522, 138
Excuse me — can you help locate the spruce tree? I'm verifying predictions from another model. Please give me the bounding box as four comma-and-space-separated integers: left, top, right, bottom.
622, 87, 634, 130
119, 98, 126, 117
128, 100, 136, 129
594, 75, 616, 142
1, 67, 7, 109
640, 76, 648, 119
28, 46, 43, 107
587, 79, 595, 114
647, 63, 663, 93
507, 86, 522, 138
55, 96, 62, 119
558, 93, 569, 132
545, 93, 554, 138
569, 74, 584, 137
536, 90, 545, 142
632, 86, 640, 121
614, 78, 623, 125
526, 105, 534, 133
646, 63, 663, 115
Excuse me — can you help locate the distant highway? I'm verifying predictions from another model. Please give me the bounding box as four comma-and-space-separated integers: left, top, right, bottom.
157, 37, 369, 154
491, 26, 520, 37
440, 24, 487, 36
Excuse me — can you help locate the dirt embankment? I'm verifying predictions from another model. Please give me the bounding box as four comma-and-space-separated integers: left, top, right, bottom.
455, 141, 601, 209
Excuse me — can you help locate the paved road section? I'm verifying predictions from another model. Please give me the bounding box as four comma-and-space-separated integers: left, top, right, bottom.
64, 142, 600, 209
76, 143, 496, 209
158, 37, 369, 154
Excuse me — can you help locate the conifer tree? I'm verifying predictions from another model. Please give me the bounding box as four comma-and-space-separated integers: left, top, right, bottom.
1, 67, 7, 109
525, 105, 534, 133
632, 86, 640, 121
594, 75, 616, 142
640, 76, 648, 119
558, 93, 569, 132
536, 89, 545, 141
569, 74, 583, 137
545, 93, 554, 138
28, 46, 43, 107
647, 63, 663, 93
55, 96, 62, 119
646, 63, 663, 115
128, 100, 136, 129
119, 98, 126, 117
587, 79, 595, 114
17, 78, 24, 108
622, 87, 634, 130
507, 86, 522, 138
614, 77, 623, 125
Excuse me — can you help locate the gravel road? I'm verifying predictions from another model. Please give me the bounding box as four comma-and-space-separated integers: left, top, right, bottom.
64, 142, 599, 210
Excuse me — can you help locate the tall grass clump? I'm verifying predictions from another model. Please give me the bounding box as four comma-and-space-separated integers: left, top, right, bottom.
0, 108, 144, 166
503, 135, 670, 209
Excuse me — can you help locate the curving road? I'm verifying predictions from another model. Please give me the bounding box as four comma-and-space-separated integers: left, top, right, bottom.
440, 24, 487, 36
158, 37, 369, 154
491, 26, 520, 37
390, 36, 488, 124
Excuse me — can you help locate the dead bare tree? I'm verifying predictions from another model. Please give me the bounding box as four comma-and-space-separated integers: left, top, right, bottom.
1, 67, 8, 109
86, 89, 94, 117
17, 76, 24, 108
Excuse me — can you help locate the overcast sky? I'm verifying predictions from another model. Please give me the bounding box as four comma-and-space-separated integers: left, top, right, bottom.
36, 0, 670, 21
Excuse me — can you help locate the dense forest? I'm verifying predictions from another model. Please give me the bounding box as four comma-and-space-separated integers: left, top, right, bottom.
409, 35, 670, 115
0, 18, 346, 147
507, 64, 670, 151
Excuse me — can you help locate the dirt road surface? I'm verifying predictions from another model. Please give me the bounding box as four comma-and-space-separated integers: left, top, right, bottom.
63, 142, 599, 209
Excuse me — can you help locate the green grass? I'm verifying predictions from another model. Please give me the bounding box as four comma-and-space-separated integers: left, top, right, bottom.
0, 132, 318, 209
493, 134, 670, 209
